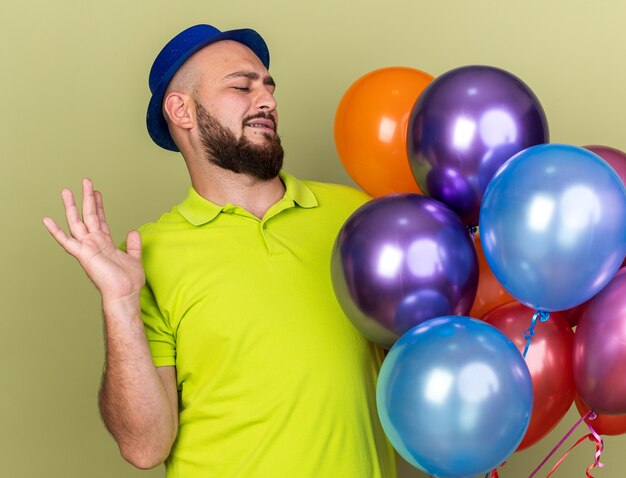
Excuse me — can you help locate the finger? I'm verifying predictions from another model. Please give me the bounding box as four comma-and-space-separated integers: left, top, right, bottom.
125, 230, 142, 261
42, 217, 81, 257
82, 178, 101, 232
94, 191, 111, 235
62, 188, 88, 238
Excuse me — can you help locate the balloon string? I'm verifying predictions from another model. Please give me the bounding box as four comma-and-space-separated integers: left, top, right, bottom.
544, 417, 604, 478
585, 417, 605, 476
544, 433, 594, 477
528, 410, 592, 477
522, 310, 550, 358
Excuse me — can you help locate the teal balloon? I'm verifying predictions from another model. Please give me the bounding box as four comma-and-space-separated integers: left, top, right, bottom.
377, 316, 532, 478
480, 144, 626, 311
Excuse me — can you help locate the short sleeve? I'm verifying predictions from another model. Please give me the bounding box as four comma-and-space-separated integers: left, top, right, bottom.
140, 281, 176, 367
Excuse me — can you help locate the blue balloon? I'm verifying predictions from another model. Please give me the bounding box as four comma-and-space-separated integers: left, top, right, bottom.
480, 144, 626, 311
377, 316, 532, 478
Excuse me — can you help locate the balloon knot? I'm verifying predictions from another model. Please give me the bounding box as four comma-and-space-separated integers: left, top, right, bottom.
538, 310, 550, 322
522, 311, 550, 358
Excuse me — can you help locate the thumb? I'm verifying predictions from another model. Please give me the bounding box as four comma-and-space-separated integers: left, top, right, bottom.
125, 230, 142, 260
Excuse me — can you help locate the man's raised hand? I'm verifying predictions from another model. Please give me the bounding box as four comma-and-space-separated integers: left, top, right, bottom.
43, 179, 145, 302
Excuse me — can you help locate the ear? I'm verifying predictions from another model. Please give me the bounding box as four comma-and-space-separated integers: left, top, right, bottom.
163, 92, 195, 131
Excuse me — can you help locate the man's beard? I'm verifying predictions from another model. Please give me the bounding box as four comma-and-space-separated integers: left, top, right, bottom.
195, 102, 284, 181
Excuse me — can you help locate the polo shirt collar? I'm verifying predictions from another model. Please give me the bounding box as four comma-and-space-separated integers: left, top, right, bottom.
177, 171, 318, 226
280, 171, 318, 208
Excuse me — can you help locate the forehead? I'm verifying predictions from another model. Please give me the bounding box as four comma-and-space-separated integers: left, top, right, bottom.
189, 40, 269, 80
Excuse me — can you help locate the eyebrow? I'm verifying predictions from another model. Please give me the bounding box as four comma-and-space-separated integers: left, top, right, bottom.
222, 71, 276, 87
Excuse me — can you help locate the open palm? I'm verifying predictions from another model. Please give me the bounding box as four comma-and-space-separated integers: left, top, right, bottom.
43, 179, 145, 301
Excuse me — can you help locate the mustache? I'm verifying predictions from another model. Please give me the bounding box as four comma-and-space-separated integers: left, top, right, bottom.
242, 112, 277, 131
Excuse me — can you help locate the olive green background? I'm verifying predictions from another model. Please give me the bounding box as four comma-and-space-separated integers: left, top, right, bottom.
2, 0, 625, 476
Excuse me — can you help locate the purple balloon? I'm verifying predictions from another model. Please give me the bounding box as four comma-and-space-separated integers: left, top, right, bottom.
573, 267, 626, 414
408, 65, 549, 226
331, 194, 478, 348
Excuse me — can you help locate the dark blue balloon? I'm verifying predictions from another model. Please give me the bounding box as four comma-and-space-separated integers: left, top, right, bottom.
480, 143, 626, 311
331, 194, 478, 348
408, 65, 549, 227
377, 316, 533, 478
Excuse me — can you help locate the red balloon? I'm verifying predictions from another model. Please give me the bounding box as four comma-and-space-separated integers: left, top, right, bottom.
335, 67, 433, 197
483, 302, 575, 450
559, 300, 589, 328
575, 395, 626, 436
470, 233, 515, 319
573, 268, 626, 414
584, 145, 626, 184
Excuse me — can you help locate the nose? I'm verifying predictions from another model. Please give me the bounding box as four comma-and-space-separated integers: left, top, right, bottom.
256, 87, 277, 112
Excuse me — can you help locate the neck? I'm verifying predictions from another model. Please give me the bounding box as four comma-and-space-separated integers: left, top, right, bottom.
187, 160, 285, 219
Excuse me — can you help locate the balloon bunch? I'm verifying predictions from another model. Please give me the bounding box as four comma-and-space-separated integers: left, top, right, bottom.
482, 144, 626, 473
333, 65, 626, 477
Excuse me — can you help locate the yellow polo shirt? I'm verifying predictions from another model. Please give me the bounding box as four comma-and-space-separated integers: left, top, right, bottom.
138, 172, 396, 478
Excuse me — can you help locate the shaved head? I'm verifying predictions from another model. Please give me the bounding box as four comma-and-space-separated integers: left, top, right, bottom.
164, 40, 264, 110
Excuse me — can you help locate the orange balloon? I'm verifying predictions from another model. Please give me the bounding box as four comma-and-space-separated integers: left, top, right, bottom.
470, 233, 515, 318
483, 303, 575, 450
334, 67, 433, 197
575, 395, 626, 436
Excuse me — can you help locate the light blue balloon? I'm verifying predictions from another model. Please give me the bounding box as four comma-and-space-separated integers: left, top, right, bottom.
480, 143, 626, 311
377, 316, 532, 478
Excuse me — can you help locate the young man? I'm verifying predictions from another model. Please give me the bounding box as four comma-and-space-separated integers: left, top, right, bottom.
44, 24, 395, 477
